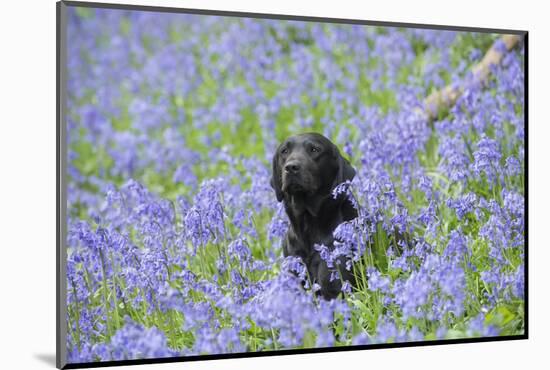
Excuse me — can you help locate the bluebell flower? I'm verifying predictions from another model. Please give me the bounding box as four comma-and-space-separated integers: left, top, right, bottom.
438, 135, 470, 183
505, 156, 521, 179
367, 268, 391, 293
443, 229, 469, 260
447, 193, 477, 220
94, 317, 180, 360
467, 313, 499, 337
471, 134, 502, 183
376, 319, 398, 343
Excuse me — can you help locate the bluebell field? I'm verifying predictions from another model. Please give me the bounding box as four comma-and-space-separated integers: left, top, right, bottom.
66, 7, 525, 363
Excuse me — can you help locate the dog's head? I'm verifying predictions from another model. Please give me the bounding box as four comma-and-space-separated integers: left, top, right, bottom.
270, 133, 355, 215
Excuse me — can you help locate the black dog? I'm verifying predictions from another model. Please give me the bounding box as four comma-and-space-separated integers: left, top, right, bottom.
270, 132, 358, 300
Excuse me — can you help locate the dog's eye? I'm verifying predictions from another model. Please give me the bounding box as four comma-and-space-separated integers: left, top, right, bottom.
281, 148, 289, 154
311, 146, 320, 153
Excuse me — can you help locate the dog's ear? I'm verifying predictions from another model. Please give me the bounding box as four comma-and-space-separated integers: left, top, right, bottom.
270, 150, 284, 202
332, 151, 356, 190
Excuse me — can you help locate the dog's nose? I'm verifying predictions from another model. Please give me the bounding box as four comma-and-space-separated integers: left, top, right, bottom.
284, 161, 301, 174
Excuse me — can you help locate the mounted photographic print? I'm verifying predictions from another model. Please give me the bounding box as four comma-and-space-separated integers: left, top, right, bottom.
56, 1, 527, 368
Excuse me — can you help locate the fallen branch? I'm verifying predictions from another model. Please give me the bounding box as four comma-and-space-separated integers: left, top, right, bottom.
422, 34, 523, 121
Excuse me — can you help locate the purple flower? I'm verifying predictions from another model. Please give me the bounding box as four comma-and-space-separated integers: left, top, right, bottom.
367, 268, 391, 293
315, 244, 334, 268
467, 313, 500, 337
438, 135, 470, 183
447, 193, 477, 220
504, 156, 521, 177
268, 203, 289, 241
173, 163, 198, 189
443, 229, 469, 260
227, 238, 252, 269
471, 135, 502, 183
93, 317, 179, 361
376, 319, 398, 343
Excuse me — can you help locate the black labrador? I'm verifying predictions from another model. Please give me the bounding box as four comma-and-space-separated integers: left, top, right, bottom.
270, 132, 358, 300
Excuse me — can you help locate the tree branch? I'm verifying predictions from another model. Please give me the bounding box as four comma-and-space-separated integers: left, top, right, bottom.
422, 34, 523, 121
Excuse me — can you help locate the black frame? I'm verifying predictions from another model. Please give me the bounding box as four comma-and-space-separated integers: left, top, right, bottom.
56, 1, 529, 368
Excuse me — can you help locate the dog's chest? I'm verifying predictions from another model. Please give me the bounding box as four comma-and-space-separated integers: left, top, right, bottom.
285, 214, 335, 256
